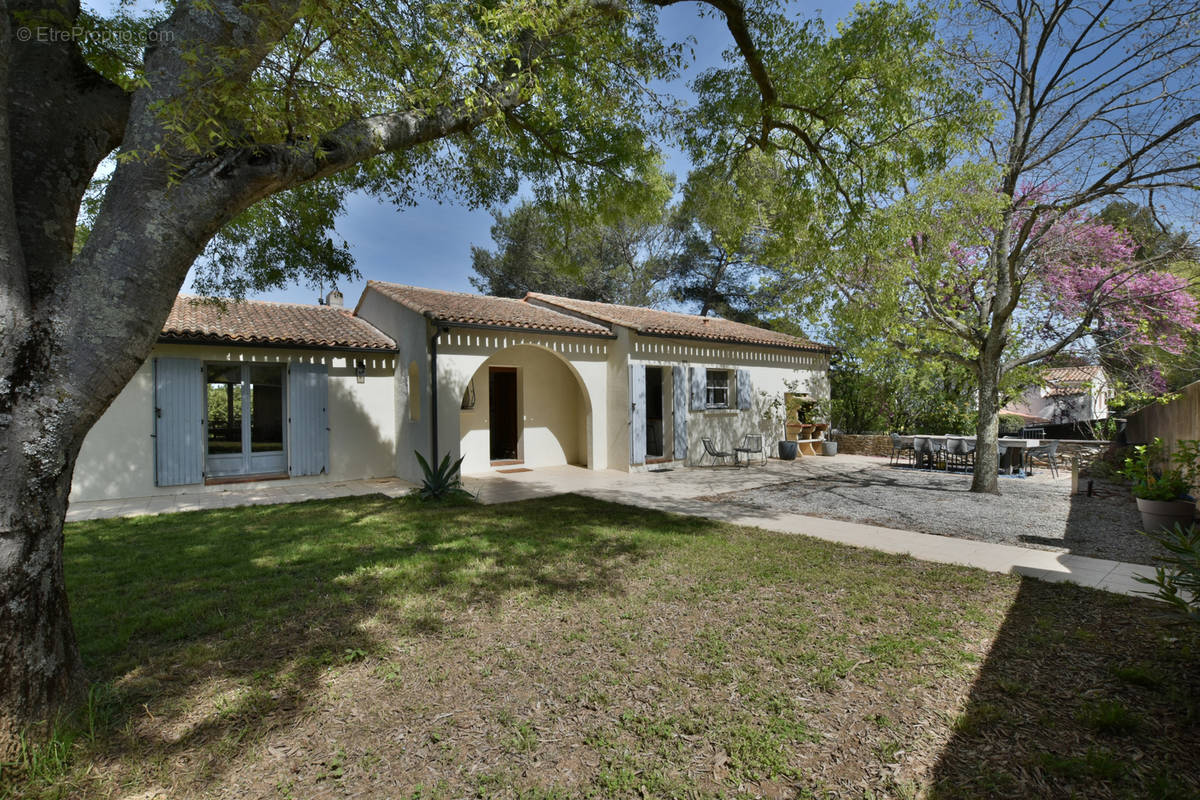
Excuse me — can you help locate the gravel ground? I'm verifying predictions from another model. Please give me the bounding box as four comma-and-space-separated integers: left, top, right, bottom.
703, 456, 1164, 564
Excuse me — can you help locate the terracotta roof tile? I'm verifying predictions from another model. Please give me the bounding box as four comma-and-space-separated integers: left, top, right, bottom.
525, 293, 830, 353
1043, 365, 1103, 384
366, 282, 614, 336
161, 295, 396, 351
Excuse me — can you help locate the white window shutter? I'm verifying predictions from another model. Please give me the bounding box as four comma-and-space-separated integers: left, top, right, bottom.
737, 369, 752, 411
689, 367, 705, 411
288, 362, 329, 476
629, 364, 646, 465
672, 365, 688, 461
153, 357, 205, 486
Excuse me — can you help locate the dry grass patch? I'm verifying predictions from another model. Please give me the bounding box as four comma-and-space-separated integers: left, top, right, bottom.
2, 493, 1196, 799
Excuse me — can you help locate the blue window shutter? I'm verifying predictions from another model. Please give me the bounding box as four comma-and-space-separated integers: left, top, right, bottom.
154, 357, 204, 486
672, 365, 688, 461
689, 367, 705, 411
629, 364, 646, 465
288, 362, 329, 476
737, 369, 752, 411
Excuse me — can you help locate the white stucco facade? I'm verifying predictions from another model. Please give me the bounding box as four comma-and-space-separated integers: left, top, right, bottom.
70, 343, 397, 502
355, 286, 829, 484
70, 285, 830, 503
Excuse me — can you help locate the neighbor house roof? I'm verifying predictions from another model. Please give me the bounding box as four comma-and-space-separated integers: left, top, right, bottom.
1043, 365, 1104, 383
161, 295, 397, 351
1042, 365, 1104, 396
525, 292, 831, 353
365, 282, 614, 337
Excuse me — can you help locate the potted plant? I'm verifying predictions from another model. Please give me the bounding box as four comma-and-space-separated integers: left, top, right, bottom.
761, 391, 797, 460
1120, 438, 1199, 533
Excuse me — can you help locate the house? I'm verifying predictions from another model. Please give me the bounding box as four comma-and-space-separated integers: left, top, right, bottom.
70, 283, 830, 502
1001, 365, 1112, 426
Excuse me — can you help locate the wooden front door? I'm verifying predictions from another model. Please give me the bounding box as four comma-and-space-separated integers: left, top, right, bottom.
489, 367, 519, 461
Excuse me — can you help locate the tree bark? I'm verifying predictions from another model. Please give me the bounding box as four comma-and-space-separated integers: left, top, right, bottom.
0, 415, 86, 756
971, 355, 1002, 494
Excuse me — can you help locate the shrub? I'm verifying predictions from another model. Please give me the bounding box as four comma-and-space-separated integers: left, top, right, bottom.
1119, 438, 1199, 501
998, 413, 1025, 434
1137, 522, 1200, 624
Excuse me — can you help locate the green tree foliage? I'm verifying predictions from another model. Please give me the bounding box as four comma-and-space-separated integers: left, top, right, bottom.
0, 0, 1001, 738
469, 162, 676, 304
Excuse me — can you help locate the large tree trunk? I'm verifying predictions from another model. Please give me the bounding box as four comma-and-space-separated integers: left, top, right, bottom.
971, 355, 1002, 494
0, 411, 86, 756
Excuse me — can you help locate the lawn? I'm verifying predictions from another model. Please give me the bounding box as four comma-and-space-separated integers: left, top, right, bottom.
3, 494, 1198, 799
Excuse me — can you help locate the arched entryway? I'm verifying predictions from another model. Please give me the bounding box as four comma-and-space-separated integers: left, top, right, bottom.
456, 344, 592, 473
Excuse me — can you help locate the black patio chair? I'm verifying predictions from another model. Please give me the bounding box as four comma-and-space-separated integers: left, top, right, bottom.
927, 437, 948, 470
889, 432, 914, 466
912, 436, 931, 470
734, 434, 766, 466
1026, 439, 1060, 478
960, 438, 977, 472
700, 437, 733, 466
945, 438, 966, 472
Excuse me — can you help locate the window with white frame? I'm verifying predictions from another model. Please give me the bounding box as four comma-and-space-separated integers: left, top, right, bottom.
706, 369, 730, 409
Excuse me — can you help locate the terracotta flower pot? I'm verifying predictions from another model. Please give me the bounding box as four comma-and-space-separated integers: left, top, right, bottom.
1135, 497, 1196, 534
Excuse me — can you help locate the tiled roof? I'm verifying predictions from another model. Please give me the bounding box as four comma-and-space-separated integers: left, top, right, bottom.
161, 295, 396, 351
1043, 365, 1103, 384
366, 282, 614, 337
526, 293, 830, 353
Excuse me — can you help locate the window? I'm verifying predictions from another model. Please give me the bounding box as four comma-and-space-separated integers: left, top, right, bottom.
705, 369, 729, 409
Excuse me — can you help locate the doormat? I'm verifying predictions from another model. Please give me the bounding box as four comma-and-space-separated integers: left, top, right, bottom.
497, 468, 532, 474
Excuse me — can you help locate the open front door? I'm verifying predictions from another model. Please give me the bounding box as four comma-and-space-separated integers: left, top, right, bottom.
489, 367, 519, 461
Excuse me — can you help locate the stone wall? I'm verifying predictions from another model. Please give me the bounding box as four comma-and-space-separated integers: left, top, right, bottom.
833, 434, 893, 457
831, 433, 1117, 469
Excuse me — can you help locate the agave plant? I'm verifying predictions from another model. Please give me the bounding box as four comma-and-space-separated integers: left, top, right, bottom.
414, 451, 467, 500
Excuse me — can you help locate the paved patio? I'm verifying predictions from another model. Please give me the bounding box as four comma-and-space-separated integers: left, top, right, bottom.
67, 456, 1158, 599
64, 477, 415, 522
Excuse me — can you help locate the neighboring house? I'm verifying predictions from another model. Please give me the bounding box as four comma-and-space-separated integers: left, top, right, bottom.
1001, 365, 1112, 425
71, 283, 830, 501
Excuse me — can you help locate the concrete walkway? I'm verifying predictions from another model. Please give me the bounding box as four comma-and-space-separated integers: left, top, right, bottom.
65, 477, 415, 522
463, 460, 1156, 599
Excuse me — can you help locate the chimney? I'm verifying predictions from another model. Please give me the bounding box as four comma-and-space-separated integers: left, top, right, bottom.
325, 288, 343, 307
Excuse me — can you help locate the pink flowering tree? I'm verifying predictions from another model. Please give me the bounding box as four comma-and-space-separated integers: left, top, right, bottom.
910, 177, 1199, 480
777, 0, 1200, 494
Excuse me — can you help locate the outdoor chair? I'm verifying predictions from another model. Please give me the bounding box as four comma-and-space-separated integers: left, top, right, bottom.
945, 438, 965, 472
960, 439, 977, 472
733, 434, 766, 466
927, 437, 947, 470
1026, 439, 1060, 478
889, 432, 914, 466
912, 436, 931, 470
700, 437, 733, 466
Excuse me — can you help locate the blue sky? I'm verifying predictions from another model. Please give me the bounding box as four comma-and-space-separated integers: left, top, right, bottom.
219, 1, 860, 306
86, 1, 859, 305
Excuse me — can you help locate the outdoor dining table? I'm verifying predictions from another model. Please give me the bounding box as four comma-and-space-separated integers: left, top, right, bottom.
899, 435, 1041, 475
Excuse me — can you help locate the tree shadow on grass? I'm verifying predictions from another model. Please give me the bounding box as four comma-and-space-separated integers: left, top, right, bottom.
62, 492, 708, 792
927, 577, 1200, 799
